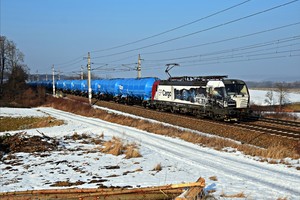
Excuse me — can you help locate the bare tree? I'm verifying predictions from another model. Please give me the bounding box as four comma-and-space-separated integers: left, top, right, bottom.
275, 82, 289, 111
0, 36, 7, 87
264, 90, 274, 106
0, 36, 25, 87
4, 64, 28, 100
5, 40, 24, 73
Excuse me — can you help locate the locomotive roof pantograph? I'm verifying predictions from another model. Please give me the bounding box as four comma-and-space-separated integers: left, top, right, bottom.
167, 75, 228, 82
160, 75, 229, 86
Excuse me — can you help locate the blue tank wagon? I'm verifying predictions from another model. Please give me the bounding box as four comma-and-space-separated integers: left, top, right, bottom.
117, 77, 159, 103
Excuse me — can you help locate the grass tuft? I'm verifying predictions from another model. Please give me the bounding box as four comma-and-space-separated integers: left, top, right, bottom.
209, 176, 218, 181
101, 137, 124, 156
152, 163, 162, 172
101, 137, 142, 158
220, 191, 246, 198
125, 144, 142, 159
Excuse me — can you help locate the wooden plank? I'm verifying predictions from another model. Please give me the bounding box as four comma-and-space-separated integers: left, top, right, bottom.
175, 177, 206, 200
0, 178, 205, 200
0, 189, 182, 200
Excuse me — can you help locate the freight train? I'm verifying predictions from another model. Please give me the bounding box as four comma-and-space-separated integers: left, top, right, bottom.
28, 75, 251, 121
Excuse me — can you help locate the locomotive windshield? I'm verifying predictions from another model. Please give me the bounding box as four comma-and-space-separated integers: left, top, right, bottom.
212, 87, 226, 99
224, 81, 248, 96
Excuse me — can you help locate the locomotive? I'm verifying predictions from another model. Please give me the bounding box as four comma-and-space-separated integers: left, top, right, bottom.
28, 75, 251, 121
152, 76, 250, 121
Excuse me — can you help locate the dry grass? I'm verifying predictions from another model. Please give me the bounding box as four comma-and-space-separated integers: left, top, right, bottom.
152, 163, 162, 171
101, 137, 142, 158
125, 143, 142, 159
101, 137, 124, 156
50, 180, 85, 187
0, 87, 47, 108
220, 191, 246, 198
209, 176, 218, 181
277, 197, 288, 200
0, 116, 64, 132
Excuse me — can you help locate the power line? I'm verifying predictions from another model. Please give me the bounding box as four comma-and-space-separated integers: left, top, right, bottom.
91, 22, 300, 71
138, 38, 300, 69
181, 48, 300, 64
92, 0, 299, 59
85, 35, 300, 75
144, 35, 300, 62
102, 52, 300, 75
142, 22, 300, 55
183, 52, 300, 68
139, 52, 300, 71
90, 0, 252, 53
54, 54, 85, 66
89, 40, 300, 75
50, 1, 252, 68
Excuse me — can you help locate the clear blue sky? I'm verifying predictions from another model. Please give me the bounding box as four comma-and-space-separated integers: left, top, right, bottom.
1, 0, 300, 81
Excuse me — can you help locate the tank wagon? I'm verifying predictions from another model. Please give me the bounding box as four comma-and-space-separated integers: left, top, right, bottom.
28, 75, 251, 121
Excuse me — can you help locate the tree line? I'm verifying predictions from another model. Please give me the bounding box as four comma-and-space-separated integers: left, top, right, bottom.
247, 81, 300, 89
0, 35, 45, 107
0, 35, 29, 92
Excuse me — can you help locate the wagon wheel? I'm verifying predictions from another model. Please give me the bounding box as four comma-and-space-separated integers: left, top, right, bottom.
170, 106, 176, 113
157, 106, 164, 112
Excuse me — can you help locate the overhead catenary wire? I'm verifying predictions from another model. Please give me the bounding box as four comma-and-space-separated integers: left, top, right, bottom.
90, 0, 252, 53
91, 22, 300, 70
54, 54, 86, 67
48, 0, 252, 68
92, 0, 300, 59
180, 48, 300, 65
142, 22, 300, 55
97, 53, 300, 75
139, 38, 300, 68
89, 37, 300, 74
183, 53, 300, 68
59, 35, 300, 76
51, 1, 300, 77
144, 35, 300, 62
140, 53, 300, 71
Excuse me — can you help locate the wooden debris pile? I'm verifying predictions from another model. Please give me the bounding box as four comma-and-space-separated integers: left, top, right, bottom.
0, 132, 58, 158
0, 177, 209, 200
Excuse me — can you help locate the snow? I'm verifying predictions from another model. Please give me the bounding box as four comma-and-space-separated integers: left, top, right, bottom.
1, 90, 300, 198
249, 89, 300, 106
249, 89, 300, 118
0, 107, 48, 118
1, 106, 300, 199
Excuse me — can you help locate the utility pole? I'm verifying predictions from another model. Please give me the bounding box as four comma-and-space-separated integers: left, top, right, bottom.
36, 70, 39, 81
137, 54, 141, 78
58, 70, 60, 80
52, 65, 55, 97
87, 52, 92, 104
81, 65, 83, 80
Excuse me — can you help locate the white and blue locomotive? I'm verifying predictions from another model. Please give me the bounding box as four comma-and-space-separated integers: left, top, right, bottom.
29, 75, 251, 121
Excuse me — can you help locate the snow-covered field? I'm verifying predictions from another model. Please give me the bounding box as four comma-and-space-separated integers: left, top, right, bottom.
249, 89, 300, 106
1, 105, 300, 200
0, 90, 300, 199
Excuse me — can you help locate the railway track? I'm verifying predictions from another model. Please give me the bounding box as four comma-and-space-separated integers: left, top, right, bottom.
234, 122, 300, 140
238, 116, 300, 140
104, 102, 299, 141
66, 95, 300, 142
258, 117, 300, 128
